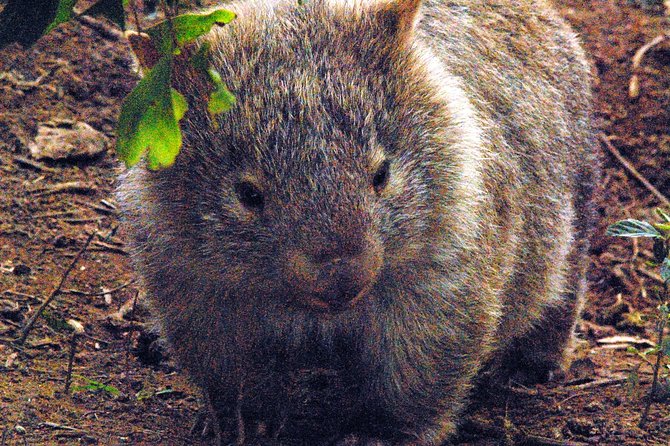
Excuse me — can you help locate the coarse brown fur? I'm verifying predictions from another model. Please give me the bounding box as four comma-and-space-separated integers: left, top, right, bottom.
118, 0, 600, 444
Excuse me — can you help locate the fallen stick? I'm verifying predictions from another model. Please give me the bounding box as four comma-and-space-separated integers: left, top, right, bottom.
629, 34, 669, 98
42, 422, 81, 431
599, 133, 670, 208
63, 280, 134, 296
13, 156, 56, 173
16, 232, 95, 345
76, 15, 124, 41
91, 240, 128, 255
638, 267, 666, 285
30, 182, 97, 196
567, 376, 628, 390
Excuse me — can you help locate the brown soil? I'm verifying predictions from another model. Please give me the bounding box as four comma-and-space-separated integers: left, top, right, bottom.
0, 1, 669, 445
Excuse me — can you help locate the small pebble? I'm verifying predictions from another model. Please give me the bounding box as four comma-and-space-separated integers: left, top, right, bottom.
12, 264, 31, 276
584, 401, 604, 413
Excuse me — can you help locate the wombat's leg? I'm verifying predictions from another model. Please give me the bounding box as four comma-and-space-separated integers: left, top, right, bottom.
192, 389, 222, 445
349, 294, 498, 445
500, 241, 589, 384
334, 434, 389, 446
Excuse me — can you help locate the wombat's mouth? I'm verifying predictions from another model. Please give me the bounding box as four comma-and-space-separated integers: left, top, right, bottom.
293, 279, 376, 313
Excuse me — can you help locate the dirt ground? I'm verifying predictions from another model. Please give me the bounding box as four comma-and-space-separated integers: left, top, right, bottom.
0, 0, 669, 444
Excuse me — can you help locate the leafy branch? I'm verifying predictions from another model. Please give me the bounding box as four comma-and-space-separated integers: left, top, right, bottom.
608, 208, 670, 427
0, 0, 237, 169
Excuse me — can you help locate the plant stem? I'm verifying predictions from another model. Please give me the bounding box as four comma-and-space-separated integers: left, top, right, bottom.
64, 333, 78, 394
639, 284, 669, 428
16, 232, 95, 345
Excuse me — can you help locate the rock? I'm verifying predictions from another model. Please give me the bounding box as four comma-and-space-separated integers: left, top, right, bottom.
0, 299, 22, 322
565, 418, 598, 437
584, 401, 604, 413
12, 263, 31, 276
28, 121, 108, 161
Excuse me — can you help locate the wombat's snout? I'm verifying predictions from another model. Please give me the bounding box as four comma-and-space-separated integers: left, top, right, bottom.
283, 241, 382, 311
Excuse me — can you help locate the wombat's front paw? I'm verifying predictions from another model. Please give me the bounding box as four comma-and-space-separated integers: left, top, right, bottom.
508, 358, 566, 386
334, 434, 388, 446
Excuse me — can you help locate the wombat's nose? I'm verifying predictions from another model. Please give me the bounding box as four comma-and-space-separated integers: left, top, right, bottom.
314, 258, 371, 309
282, 242, 382, 311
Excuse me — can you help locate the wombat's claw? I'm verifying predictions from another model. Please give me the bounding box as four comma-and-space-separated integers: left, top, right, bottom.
334, 434, 388, 446
189, 410, 209, 438
509, 361, 565, 386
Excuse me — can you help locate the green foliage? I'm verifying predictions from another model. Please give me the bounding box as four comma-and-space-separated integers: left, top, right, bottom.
41, 310, 72, 333
136, 386, 176, 401
606, 219, 663, 239
207, 68, 236, 118
117, 55, 183, 169
117, 9, 236, 169
2, 0, 236, 169
147, 9, 236, 54
610, 210, 670, 425
661, 258, 670, 284
71, 375, 120, 396
45, 0, 77, 33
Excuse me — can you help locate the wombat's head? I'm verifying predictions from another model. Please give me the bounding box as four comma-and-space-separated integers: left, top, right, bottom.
128, 0, 481, 314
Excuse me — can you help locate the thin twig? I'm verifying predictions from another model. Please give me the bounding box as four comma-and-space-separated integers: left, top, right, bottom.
599, 133, 670, 208
30, 182, 97, 197
42, 422, 80, 431
637, 267, 666, 285
629, 34, 669, 98
63, 217, 103, 224
64, 334, 78, 394
91, 240, 128, 255
13, 156, 57, 173
130, 0, 143, 33
75, 15, 123, 41
566, 376, 628, 390
16, 233, 95, 345
63, 280, 134, 297
2, 290, 37, 300
640, 284, 669, 428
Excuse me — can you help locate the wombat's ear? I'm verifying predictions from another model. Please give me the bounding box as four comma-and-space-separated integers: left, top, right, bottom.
125, 31, 162, 71
374, 0, 422, 44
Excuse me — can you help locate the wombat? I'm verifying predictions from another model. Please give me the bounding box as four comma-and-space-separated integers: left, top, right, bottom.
118, 0, 600, 444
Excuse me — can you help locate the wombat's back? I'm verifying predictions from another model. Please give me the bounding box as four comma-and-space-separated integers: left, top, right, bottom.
420, 0, 598, 367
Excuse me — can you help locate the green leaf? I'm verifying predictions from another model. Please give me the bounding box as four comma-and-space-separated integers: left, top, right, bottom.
171, 88, 188, 121
654, 222, 670, 233
81, 0, 128, 30
190, 42, 211, 73
656, 208, 670, 223
147, 9, 236, 56
661, 337, 670, 357
41, 310, 72, 333
72, 375, 120, 396
207, 68, 236, 117
45, 0, 77, 33
661, 258, 670, 284
642, 346, 661, 356
170, 10, 236, 45
606, 219, 663, 239
117, 55, 187, 169
155, 388, 176, 397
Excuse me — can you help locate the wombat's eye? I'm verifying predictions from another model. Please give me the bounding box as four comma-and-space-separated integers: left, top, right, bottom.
235, 181, 265, 210
372, 160, 390, 194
